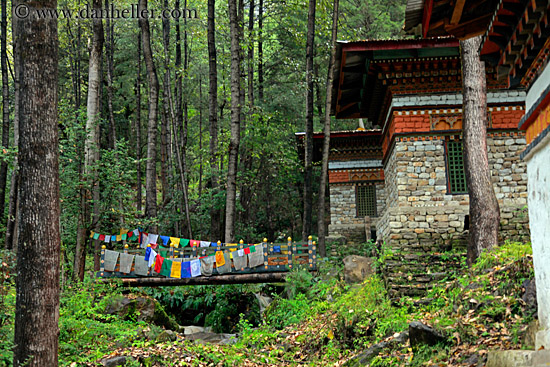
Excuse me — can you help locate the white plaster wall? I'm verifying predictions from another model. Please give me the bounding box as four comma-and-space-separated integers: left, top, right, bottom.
526, 62, 550, 111
526, 138, 550, 333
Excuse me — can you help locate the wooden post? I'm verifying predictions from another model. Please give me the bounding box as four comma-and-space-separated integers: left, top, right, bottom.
287, 236, 293, 270
170, 243, 174, 258
263, 238, 268, 270
312, 240, 317, 270
308, 235, 314, 269
124, 244, 128, 254
100, 245, 106, 276
238, 239, 244, 270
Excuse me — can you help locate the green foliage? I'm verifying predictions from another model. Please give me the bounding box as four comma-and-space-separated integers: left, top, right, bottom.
0, 251, 16, 367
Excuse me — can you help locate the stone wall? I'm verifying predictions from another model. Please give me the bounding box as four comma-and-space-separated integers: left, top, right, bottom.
379, 131, 530, 297
328, 183, 385, 243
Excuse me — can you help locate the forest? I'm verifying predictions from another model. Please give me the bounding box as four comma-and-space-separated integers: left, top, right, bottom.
1, 0, 541, 366
0, 0, 405, 273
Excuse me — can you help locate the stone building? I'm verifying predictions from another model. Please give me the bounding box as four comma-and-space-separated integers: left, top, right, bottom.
322, 37, 530, 296
404, 0, 550, 353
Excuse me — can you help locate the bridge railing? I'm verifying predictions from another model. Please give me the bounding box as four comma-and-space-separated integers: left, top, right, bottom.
97, 236, 317, 280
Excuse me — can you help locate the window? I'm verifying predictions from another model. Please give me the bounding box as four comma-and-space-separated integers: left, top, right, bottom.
446, 140, 468, 193
356, 185, 377, 217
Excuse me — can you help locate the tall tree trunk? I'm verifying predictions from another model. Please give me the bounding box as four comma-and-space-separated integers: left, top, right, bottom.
139, 0, 160, 230
105, 0, 116, 150
460, 35, 500, 265
198, 75, 203, 198
74, 0, 103, 282
302, 0, 316, 241
208, 0, 220, 241
13, 0, 61, 364
0, 0, 9, 226
317, 0, 339, 258
5, 9, 19, 251
160, 0, 171, 207
136, 28, 142, 214
225, 0, 242, 243
258, 0, 263, 102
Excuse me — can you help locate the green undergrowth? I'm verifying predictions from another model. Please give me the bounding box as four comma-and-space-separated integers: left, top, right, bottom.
0, 241, 536, 366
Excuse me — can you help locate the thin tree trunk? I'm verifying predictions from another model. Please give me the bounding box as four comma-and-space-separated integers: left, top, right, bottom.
225, 0, 242, 243
160, 0, 171, 207
258, 0, 263, 102
460, 35, 500, 265
0, 0, 9, 226
136, 28, 142, 213
5, 10, 19, 251
199, 75, 203, 198
13, 0, 61, 364
302, 0, 316, 241
208, 0, 220, 241
75, 0, 103, 282
139, 0, 160, 230
317, 0, 339, 258
105, 0, 116, 150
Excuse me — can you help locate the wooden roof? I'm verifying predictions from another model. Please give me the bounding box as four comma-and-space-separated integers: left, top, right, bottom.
295, 130, 382, 162
330, 38, 462, 121
405, 0, 500, 39
480, 0, 550, 88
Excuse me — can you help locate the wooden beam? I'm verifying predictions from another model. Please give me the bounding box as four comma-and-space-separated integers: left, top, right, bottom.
100, 271, 291, 286
450, 0, 467, 25
444, 13, 493, 39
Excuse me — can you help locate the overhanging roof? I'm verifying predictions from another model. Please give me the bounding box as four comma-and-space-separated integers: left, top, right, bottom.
405, 0, 500, 39
330, 38, 461, 121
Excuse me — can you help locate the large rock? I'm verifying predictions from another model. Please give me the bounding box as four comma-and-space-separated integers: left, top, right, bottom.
186, 331, 237, 345
409, 321, 447, 349
345, 331, 408, 366
100, 356, 133, 367
343, 255, 374, 283
104, 295, 181, 331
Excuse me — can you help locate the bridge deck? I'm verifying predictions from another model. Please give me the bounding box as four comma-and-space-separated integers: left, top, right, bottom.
97, 239, 317, 286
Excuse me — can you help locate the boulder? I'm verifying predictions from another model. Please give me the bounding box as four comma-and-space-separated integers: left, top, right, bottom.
186, 331, 237, 345
409, 321, 447, 349
100, 356, 132, 367
104, 295, 181, 331
343, 255, 374, 283
156, 329, 178, 342
522, 279, 537, 310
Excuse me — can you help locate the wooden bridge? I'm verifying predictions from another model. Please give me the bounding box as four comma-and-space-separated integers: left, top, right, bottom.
97, 237, 317, 286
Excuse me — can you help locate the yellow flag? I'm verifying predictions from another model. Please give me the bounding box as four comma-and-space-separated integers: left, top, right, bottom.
89, 231, 95, 238
215, 251, 225, 268
170, 261, 182, 278
116, 235, 122, 241
119, 228, 128, 235
170, 237, 180, 248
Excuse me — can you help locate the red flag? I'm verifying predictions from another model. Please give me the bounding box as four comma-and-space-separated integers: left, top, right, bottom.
154, 255, 164, 273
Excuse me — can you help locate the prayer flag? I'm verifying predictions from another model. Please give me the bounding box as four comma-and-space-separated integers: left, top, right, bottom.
133, 229, 139, 236
160, 235, 170, 246
145, 247, 152, 261
200, 241, 210, 248
191, 240, 200, 247
103, 250, 119, 272
211, 242, 218, 247
116, 235, 122, 241
170, 237, 180, 247
154, 255, 164, 273
237, 249, 244, 257
233, 251, 247, 270
119, 253, 134, 274
248, 244, 264, 268
215, 251, 225, 267
200, 256, 215, 276
216, 252, 232, 274
93, 233, 100, 240
111, 235, 117, 242
170, 261, 182, 278
181, 261, 192, 278
98, 234, 105, 241
190, 259, 201, 277
147, 249, 158, 268
89, 231, 95, 238
250, 245, 256, 253
121, 234, 127, 241
180, 239, 190, 247
134, 255, 149, 276
160, 258, 173, 277
148, 234, 159, 245
244, 247, 251, 255
104, 236, 111, 243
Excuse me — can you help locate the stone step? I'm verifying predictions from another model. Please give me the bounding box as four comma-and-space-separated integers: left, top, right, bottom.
486, 350, 550, 367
